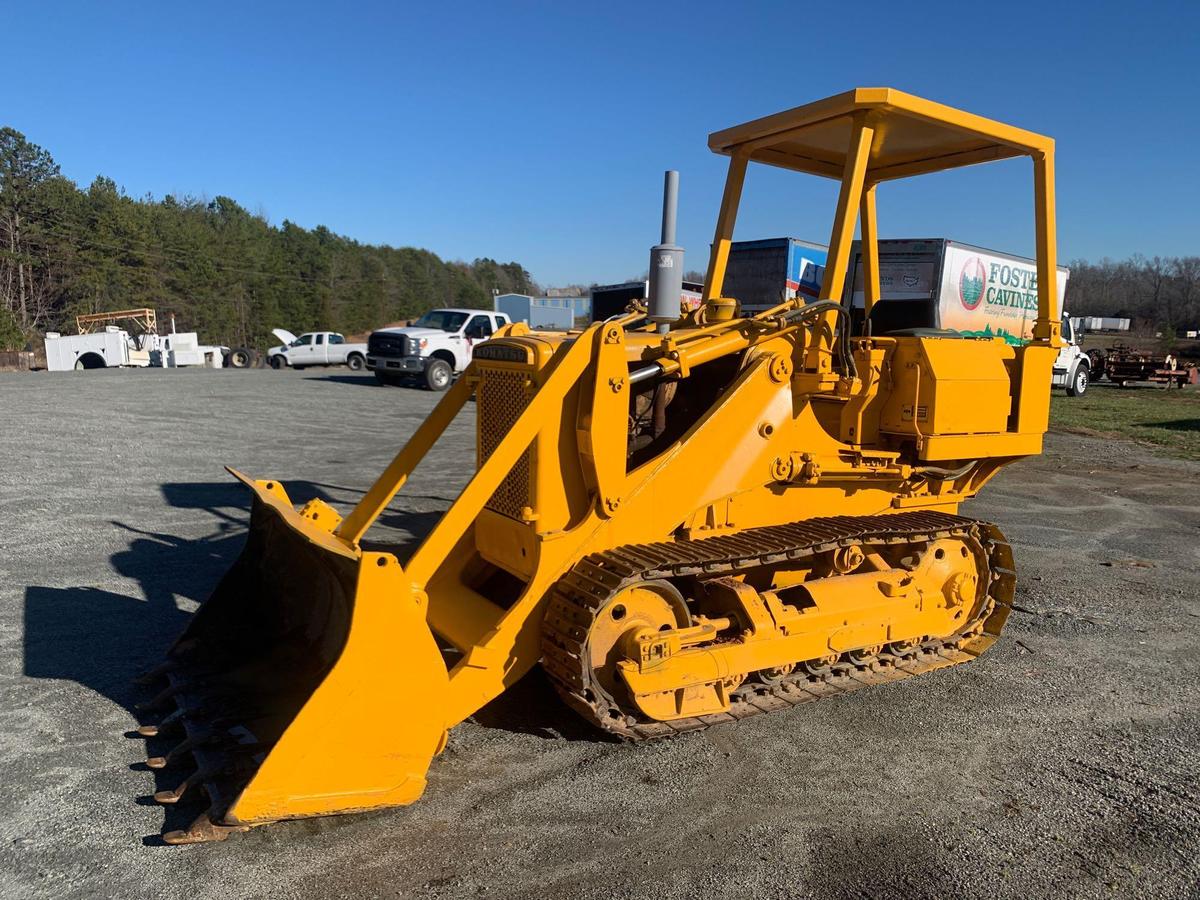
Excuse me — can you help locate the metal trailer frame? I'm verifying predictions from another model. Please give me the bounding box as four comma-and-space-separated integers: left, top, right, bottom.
75, 308, 158, 335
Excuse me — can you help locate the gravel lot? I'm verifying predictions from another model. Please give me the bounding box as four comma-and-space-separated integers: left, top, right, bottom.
1, 368, 1197, 899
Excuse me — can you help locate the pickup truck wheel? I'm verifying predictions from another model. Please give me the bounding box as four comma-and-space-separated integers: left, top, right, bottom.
1066, 365, 1089, 397
269, 355, 286, 370
346, 353, 365, 371
424, 359, 453, 392
374, 370, 397, 386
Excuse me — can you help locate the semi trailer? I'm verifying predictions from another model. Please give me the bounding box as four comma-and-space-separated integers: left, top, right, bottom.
721, 237, 828, 314
590, 235, 826, 322
843, 238, 1090, 395
590, 280, 704, 322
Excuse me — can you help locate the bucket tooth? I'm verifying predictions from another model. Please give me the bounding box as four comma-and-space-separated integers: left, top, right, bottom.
146, 734, 211, 770
152, 785, 188, 805
153, 767, 212, 805
134, 705, 193, 739
162, 810, 249, 846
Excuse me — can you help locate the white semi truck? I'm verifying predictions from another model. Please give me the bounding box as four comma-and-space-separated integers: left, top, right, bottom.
844, 238, 1091, 396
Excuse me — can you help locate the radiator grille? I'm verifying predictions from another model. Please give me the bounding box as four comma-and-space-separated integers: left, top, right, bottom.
368, 333, 407, 356
477, 367, 533, 518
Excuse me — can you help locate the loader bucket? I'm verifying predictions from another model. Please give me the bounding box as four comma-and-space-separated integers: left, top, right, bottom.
137, 470, 449, 844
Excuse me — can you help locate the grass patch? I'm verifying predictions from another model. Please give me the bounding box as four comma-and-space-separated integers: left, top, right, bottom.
1050, 385, 1200, 460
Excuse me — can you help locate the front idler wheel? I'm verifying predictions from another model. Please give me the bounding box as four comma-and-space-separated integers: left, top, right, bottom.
584, 581, 689, 717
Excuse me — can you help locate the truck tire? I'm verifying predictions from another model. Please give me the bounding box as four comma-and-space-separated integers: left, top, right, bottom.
269, 355, 286, 370
424, 358, 453, 392
346, 353, 365, 372
374, 370, 398, 386
225, 347, 255, 368
1066, 365, 1089, 397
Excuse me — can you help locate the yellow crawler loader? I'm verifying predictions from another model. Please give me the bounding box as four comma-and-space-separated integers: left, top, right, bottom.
133, 88, 1062, 843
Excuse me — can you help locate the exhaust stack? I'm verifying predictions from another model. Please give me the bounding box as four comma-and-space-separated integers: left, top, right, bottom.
648, 170, 684, 332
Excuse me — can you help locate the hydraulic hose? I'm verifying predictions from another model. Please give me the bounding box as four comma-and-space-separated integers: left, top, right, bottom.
628, 300, 859, 386
913, 460, 979, 480
781, 301, 858, 380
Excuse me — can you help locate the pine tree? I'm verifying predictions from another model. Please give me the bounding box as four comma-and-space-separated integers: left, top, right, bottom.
1, 127, 541, 348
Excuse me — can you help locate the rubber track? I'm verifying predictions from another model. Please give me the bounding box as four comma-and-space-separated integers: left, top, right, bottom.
541, 510, 1015, 741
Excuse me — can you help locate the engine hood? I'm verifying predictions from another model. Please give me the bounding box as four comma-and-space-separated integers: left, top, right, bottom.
373, 327, 448, 341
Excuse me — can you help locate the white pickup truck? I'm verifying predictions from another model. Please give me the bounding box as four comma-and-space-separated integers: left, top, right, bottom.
367, 308, 511, 390
268, 330, 368, 371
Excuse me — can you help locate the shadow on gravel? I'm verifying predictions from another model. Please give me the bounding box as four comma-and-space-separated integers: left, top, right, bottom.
20, 478, 374, 714
161, 478, 348, 515
22, 510, 248, 840
23, 521, 244, 715
19, 476, 443, 840
469, 667, 611, 743
310, 374, 455, 396
22, 476, 596, 836
310, 374, 388, 388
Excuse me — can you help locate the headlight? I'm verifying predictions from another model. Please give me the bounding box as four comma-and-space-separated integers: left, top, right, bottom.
419, 339, 428, 351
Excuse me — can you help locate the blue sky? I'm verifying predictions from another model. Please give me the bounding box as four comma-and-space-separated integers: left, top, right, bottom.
8, 1, 1199, 286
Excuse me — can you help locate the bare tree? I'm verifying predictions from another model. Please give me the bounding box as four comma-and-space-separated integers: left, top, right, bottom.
1171, 257, 1200, 330
1144, 255, 1172, 331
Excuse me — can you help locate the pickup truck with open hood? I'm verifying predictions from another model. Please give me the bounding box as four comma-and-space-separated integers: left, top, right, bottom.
267, 330, 368, 371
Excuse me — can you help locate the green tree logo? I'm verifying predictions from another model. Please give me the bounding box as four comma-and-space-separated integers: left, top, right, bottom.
958, 257, 987, 311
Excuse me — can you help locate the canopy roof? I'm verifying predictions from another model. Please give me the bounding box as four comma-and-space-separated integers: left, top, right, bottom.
708, 87, 1053, 182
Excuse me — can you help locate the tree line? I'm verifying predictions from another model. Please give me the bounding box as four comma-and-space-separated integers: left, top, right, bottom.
1065, 256, 1200, 335
0, 128, 536, 351
4, 126, 1196, 353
